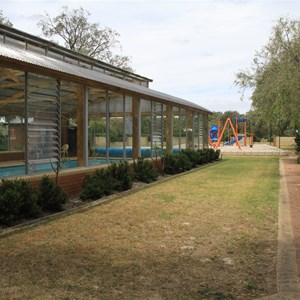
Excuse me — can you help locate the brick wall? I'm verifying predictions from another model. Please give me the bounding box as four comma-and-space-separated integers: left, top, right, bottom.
26, 167, 102, 197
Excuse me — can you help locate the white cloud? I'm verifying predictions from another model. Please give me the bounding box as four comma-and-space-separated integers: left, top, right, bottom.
1, 0, 300, 113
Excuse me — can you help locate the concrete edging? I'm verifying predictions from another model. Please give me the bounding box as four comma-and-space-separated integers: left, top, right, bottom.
257, 159, 300, 299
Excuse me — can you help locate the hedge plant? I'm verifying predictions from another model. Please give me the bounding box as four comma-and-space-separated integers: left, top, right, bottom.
132, 157, 158, 183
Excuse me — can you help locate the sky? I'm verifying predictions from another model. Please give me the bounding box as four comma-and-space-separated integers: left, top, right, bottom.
1, 0, 300, 113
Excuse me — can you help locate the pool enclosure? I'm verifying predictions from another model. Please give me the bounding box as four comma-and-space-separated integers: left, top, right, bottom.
0, 24, 210, 179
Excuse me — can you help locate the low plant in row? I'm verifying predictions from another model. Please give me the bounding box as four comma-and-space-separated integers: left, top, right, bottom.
0, 176, 68, 226
80, 161, 132, 201
163, 148, 220, 175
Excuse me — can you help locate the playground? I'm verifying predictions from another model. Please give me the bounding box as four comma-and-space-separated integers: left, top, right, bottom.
209, 118, 288, 156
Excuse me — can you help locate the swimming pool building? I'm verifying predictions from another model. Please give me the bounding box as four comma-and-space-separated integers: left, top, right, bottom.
0, 24, 210, 182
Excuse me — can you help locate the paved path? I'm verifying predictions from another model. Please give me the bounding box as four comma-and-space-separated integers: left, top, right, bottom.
219, 143, 288, 156
258, 155, 300, 299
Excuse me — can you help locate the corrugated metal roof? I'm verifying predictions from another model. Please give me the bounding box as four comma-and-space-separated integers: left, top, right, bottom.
0, 43, 211, 113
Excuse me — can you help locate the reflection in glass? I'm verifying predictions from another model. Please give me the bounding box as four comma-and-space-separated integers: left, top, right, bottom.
0, 67, 25, 177
88, 87, 106, 164
27, 73, 60, 174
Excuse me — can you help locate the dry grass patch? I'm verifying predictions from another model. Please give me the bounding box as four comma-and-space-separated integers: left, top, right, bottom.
0, 157, 279, 299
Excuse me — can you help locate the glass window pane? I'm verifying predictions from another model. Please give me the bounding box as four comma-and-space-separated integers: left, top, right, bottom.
172, 106, 180, 153
124, 95, 132, 158
61, 81, 79, 161
109, 91, 124, 161
88, 87, 107, 165
0, 67, 25, 178
141, 99, 151, 154
27, 73, 60, 174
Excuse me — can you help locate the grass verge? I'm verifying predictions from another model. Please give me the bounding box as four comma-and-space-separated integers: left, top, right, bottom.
0, 157, 279, 299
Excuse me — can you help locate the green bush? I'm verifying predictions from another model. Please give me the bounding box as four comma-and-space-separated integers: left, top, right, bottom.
0, 179, 40, 226
164, 152, 192, 174
15, 179, 40, 218
80, 170, 110, 201
0, 187, 22, 225
108, 161, 132, 191
164, 153, 180, 174
38, 176, 68, 212
81, 161, 132, 201
195, 149, 206, 164
132, 157, 158, 183
181, 149, 198, 167
177, 152, 193, 171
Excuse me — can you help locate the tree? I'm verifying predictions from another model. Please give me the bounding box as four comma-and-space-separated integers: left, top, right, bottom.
0, 10, 13, 27
235, 17, 300, 134
38, 6, 132, 71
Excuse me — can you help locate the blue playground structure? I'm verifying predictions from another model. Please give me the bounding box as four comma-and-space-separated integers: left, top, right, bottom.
210, 126, 219, 141
224, 135, 243, 146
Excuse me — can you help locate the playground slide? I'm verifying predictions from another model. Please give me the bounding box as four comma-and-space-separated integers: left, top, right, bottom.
224, 136, 243, 146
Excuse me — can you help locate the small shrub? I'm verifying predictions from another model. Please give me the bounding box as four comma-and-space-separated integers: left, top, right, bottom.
177, 152, 193, 171
181, 149, 198, 167
164, 153, 180, 174
108, 161, 132, 191
38, 176, 68, 212
195, 149, 206, 164
297, 156, 300, 164
15, 179, 40, 218
132, 157, 158, 183
0, 179, 40, 225
164, 152, 192, 174
0, 187, 22, 225
81, 162, 132, 202
80, 171, 108, 201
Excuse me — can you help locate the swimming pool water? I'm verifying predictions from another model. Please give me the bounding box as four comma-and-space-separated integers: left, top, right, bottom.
0, 159, 115, 178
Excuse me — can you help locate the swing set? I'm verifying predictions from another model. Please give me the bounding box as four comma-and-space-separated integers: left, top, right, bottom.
209, 118, 253, 151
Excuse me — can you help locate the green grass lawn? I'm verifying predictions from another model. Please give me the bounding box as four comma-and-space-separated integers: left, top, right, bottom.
0, 157, 279, 299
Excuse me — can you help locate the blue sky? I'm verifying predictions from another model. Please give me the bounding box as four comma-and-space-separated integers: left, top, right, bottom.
1, 0, 300, 113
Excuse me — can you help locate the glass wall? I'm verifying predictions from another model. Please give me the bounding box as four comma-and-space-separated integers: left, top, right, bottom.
88, 87, 107, 165
203, 114, 209, 148
141, 99, 151, 153
151, 101, 165, 150
60, 81, 79, 160
27, 73, 60, 174
0, 67, 26, 177
172, 106, 180, 152
108, 91, 124, 160
0, 66, 210, 179
124, 95, 132, 158
193, 113, 200, 149
199, 113, 204, 149
179, 109, 187, 149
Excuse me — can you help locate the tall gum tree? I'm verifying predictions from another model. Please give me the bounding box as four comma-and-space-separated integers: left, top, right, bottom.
38, 6, 133, 71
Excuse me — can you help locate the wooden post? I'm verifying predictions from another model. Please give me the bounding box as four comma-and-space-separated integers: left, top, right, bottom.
132, 97, 140, 159
77, 85, 84, 166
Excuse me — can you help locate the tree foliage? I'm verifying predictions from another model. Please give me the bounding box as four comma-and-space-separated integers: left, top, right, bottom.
38, 6, 132, 71
235, 17, 300, 134
0, 10, 13, 27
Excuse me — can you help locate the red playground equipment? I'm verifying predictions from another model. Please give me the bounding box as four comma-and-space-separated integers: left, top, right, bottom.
209, 118, 253, 151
